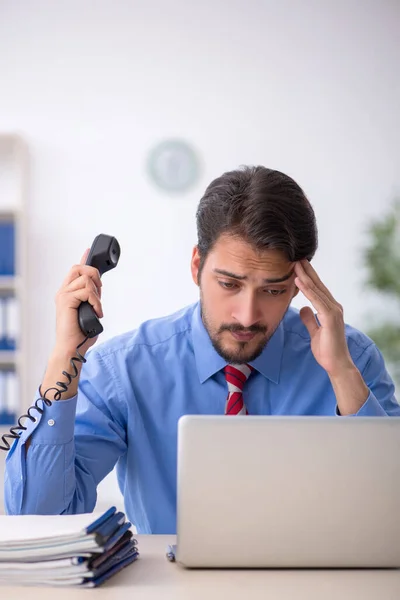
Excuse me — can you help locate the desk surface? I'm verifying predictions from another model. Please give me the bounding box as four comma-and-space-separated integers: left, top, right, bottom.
2, 535, 400, 599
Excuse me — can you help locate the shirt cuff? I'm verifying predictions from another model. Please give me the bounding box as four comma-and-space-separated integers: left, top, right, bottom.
335, 391, 387, 417
17, 388, 78, 446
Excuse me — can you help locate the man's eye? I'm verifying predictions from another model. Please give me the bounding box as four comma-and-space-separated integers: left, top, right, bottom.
265, 289, 285, 296
219, 281, 238, 290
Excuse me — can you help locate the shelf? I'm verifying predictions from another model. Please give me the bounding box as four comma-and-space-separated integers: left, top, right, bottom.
0, 351, 18, 368
0, 424, 12, 432
0, 276, 17, 292
0, 134, 28, 417
0, 210, 19, 221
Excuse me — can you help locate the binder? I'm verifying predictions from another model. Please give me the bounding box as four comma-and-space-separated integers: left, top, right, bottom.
0, 506, 139, 587
0, 295, 17, 350
0, 297, 5, 349
4, 366, 17, 413
0, 221, 15, 276
5, 294, 18, 350
0, 368, 17, 424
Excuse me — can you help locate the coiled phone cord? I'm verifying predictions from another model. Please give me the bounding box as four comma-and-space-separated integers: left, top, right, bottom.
0, 335, 90, 452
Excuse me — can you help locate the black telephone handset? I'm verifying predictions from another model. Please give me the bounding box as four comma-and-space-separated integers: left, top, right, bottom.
0, 234, 121, 451
78, 234, 121, 338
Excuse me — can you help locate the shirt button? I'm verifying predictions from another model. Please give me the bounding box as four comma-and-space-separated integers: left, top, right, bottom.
47, 419, 55, 427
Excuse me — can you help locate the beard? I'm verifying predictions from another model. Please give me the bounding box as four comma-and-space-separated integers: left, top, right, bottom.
200, 293, 285, 364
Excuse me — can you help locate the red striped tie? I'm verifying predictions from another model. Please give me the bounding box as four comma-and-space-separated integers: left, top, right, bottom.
224, 364, 253, 415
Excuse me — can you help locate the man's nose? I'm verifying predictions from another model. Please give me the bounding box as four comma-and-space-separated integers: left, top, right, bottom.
231, 295, 262, 329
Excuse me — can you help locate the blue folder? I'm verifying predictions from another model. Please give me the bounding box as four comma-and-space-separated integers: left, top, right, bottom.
0, 222, 15, 276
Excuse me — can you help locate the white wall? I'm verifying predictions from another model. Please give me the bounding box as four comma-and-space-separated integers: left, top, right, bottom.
0, 0, 399, 511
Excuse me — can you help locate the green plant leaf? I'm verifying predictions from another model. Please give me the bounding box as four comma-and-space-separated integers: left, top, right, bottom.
367, 323, 400, 384
364, 199, 400, 296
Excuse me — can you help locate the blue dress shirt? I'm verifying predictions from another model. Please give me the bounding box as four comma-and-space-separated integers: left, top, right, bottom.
4, 302, 400, 533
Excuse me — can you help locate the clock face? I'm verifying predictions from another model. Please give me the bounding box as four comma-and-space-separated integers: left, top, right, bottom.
147, 139, 200, 192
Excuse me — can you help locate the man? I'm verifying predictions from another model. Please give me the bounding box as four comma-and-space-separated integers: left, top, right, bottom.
4, 166, 400, 533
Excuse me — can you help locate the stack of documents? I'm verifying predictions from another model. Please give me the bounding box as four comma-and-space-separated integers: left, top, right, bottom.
0, 506, 139, 587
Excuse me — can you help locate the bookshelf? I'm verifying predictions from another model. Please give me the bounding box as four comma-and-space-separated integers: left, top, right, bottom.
0, 135, 28, 430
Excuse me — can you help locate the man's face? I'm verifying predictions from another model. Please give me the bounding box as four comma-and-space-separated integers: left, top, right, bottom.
191, 234, 299, 364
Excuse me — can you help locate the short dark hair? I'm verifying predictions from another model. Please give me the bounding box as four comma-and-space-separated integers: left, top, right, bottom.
196, 165, 318, 273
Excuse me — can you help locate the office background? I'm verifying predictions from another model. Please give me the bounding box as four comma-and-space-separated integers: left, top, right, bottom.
0, 0, 399, 515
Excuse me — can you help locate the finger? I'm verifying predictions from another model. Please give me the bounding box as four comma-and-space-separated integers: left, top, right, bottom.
298, 260, 337, 304
295, 262, 334, 309
80, 248, 90, 265
300, 306, 319, 338
70, 288, 103, 318
295, 273, 332, 314
62, 265, 102, 289
86, 291, 103, 319
65, 275, 101, 297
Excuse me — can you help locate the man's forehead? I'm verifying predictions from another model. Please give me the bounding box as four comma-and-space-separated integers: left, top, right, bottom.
210, 236, 295, 276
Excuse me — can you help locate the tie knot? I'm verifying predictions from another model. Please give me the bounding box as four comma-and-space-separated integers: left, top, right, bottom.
224, 364, 253, 392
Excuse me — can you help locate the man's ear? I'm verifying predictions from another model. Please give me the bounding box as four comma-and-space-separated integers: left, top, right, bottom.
191, 246, 201, 286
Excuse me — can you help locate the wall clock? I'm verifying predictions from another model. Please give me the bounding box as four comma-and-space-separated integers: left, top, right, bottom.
147, 139, 200, 193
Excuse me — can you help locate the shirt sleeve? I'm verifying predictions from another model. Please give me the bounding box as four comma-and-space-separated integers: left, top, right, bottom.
4, 348, 127, 515
336, 342, 400, 417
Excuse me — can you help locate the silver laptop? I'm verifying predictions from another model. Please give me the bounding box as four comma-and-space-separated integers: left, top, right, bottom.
176, 415, 400, 568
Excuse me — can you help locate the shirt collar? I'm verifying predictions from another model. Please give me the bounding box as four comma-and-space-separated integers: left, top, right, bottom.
191, 302, 284, 384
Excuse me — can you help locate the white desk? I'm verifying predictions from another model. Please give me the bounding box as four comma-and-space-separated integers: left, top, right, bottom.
1, 535, 400, 599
